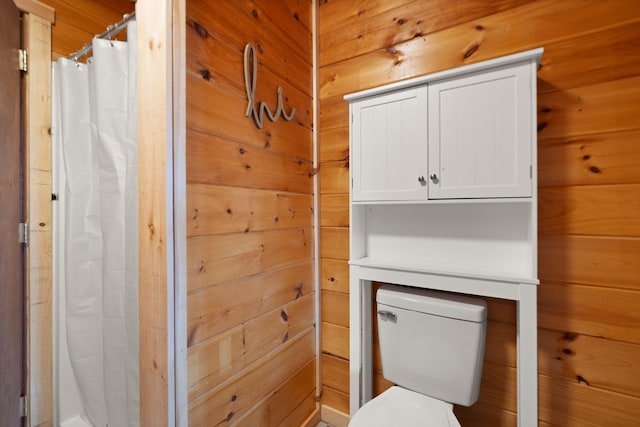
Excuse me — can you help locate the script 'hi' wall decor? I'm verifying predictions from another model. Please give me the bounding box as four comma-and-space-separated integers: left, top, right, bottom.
244, 43, 296, 129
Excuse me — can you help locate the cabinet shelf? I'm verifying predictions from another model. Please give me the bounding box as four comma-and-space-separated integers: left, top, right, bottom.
351, 197, 534, 206
349, 256, 539, 286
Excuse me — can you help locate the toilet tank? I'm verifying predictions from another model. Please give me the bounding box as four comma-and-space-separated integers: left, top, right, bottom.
377, 284, 487, 406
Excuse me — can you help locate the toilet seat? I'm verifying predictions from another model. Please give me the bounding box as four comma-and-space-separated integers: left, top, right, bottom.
348, 386, 462, 427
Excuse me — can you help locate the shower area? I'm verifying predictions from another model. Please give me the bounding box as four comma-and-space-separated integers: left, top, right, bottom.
51, 12, 140, 427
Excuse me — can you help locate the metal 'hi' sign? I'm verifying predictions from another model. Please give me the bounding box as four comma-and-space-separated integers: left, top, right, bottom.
244, 43, 296, 129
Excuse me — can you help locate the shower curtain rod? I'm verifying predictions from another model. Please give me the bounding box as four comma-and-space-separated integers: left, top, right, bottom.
68, 12, 136, 61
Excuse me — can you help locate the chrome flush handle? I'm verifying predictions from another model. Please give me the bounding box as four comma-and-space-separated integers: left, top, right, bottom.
377, 310, 397, 322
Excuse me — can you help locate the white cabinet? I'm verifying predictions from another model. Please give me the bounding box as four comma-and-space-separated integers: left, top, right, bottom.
348, 53, 536, 202
351, 87, 427, 202
428, 62, 532, 199
345, 48, 543, 427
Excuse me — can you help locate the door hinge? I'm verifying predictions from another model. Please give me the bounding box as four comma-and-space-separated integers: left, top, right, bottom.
19, 395, 28, 418
530, 165, 533, 179
18, 49, 28, 72
19, 222, 29, 246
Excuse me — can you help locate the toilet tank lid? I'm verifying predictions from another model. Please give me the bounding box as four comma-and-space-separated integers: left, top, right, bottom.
377, 285, 487, 323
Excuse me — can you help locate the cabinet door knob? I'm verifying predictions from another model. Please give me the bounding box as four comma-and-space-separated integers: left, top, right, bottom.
418, 176, 426, 185
430, 174, 439, 184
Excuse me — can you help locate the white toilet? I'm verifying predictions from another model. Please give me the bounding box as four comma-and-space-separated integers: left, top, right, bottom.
349, 284, 488, 427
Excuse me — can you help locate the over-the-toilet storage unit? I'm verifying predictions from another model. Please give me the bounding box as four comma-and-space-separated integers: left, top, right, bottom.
345, 48, 543, 427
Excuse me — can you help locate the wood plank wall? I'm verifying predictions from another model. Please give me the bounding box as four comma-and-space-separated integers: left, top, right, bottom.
23, 10, 53, 427
185, 1, 316, 425
40, 1, 318, 425
317, 0, 640, 425
40, 0, 135, 59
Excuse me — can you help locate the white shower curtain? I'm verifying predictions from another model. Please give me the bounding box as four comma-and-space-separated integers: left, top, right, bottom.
52, 21, 139, 427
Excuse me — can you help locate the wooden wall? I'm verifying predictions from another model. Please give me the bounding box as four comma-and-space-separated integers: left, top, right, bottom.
317, 0, 640, 425
41, 0, 135, 59
39, 0, 318, 425
185, 1, 316, 426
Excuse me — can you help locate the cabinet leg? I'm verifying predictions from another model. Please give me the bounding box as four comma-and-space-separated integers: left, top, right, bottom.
517, 284, 538, 427
349, 271, 373, 417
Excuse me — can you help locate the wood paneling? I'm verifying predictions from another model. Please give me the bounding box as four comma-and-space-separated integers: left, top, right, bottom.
40, 0, 134, 58
319, 126, 349, 162
187, 262, 313, 343
318, 95, 348, 131
468, 362, 640, 425
539, 184, 640, 237
319, 194, 349, 227
137, 0, 178, 424
23, 12, 53, 427
186, 0, 311, 93
187, 130, 313, 193
319, 0, 533, 67
321, 387, 349, 416
321, 322, 349, 360
188, 295, 314, 400
187, 228, 313, 292
321, 290, 349, 327
322, 354, 349, 395
538, 130, 640, 187
320, 258, 349, 293
317, 0, 640, 424
187, 183, 313, 237
538, 327, 640, 399
186, 0, 315, 422
188, 329, 315, 427
537, 76, 640, 140
538, 372, 640, 426
1, 2, 24, 426
486, 320, 640, 398
536, 20, 640, 94
539, 235, 640, 291
538, 282, 640, 344
320, 0, 640, 99
319, 160, 350, 194
319, 227, 349, 261
187, 76, 312, 161
232, 360, 316, 427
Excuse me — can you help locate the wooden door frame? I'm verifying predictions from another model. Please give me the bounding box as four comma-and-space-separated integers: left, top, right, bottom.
0, 1, 26, 425
17, 0, 188, 425
14, 2, 54, 427
137, 0, 187, 425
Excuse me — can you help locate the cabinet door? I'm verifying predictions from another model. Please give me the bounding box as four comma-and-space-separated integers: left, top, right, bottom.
352, 87, 428, 202
428, 62, 532, 199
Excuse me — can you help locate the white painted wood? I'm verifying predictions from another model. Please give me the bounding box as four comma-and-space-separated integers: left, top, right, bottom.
351, 87, 428, 202
349, 266, 363, 415
346, 49, 542, 426
312, 0, 322, 408
361, 203, 535, 281
171, 1, 187, 426
518, 284, 538, 427
428, 62, 532, 199
350, 266, 526, 299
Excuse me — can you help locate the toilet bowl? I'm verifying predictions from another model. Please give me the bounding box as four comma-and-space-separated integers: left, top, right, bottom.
349, 285, 487, 427
349, 386, 461, 427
